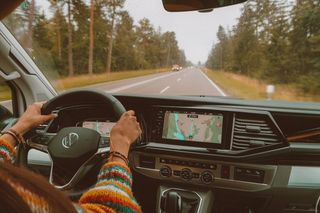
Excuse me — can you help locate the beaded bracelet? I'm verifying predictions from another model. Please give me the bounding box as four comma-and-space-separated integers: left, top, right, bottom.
1, 129, 26, 148
109, 151, 129, 165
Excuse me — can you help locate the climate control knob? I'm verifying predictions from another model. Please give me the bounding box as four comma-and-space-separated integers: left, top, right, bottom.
181, 168, 192, 180
160, 166, 172, 177
201, 171, 214, 184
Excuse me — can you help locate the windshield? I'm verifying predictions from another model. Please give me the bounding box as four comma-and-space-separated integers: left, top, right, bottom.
2, 0, 320, 102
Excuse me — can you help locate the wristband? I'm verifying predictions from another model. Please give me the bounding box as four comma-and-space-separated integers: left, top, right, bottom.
1, 129, 26, 148
109, 151, 129, 165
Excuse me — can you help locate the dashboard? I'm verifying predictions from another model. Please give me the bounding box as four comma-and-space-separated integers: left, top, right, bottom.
29, 94, 320, 213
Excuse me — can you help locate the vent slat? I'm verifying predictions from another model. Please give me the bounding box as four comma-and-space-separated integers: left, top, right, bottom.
234, 135, 278, 142
235, 122, 269, 127
234, 127, 274, 135
234, 123, 270, 129
232, 115, 280, 150
236, 118, 266, 123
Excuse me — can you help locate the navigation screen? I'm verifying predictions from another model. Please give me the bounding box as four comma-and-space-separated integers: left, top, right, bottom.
162, 111, 223, 144
82, 121, 116, 137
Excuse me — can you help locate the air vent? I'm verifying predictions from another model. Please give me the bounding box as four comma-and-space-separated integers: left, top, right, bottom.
232, 115, 281, 151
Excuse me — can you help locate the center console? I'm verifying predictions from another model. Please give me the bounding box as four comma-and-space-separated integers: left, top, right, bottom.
131, 106, 282, 212
132, 152, 277, 192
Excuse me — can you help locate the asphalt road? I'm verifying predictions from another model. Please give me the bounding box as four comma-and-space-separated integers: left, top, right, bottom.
1, 68, 226, 111
88, 68, 226, 96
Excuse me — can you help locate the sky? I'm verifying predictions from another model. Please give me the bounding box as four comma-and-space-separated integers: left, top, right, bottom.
124, 0, 243, 64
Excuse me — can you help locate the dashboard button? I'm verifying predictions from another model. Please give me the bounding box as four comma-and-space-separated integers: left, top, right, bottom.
160, 166, 172, 178
192, 173, 200, 179
201, 171, 214, 184
209, 164, 217, 170
180, 161, 187, 166
201, 163, 208, 168
181, 168, 192, 180
173, 170, 181, 176
160, 158, 166, 163
194, 162, 201, 167
221, 165, 230, 179
174, 160, 181, 165
187, 161, 194, 167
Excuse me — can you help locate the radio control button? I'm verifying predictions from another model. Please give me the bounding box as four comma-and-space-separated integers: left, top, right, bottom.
201, 171, 214, 184
181, 168, 192, 180
160, 166, 172, 177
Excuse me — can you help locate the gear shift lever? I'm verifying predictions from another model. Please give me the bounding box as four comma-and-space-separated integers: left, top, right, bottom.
160, 191, 182, 213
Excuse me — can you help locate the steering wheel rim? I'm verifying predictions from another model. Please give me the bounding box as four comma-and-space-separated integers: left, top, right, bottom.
17, 89, 126, 191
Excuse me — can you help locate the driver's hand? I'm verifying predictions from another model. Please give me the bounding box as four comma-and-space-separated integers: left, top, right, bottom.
11, 102, 56, 136
110, 110, 142, 159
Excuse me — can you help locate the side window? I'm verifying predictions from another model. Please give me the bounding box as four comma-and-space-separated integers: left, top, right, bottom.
0, 80, 13, 113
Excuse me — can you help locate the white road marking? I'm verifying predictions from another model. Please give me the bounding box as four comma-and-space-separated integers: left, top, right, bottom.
177, 78, 181, 82
106, 72, 178, 93
199, 71, 227, 96
160, 86, 170, 94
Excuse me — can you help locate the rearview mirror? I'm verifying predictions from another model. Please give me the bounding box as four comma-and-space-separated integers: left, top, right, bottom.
162, 0, 247, 12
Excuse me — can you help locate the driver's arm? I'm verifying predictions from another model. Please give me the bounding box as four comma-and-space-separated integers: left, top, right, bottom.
78, 110, 143, 213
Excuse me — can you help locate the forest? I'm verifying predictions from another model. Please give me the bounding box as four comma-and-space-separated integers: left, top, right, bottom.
206, 0, 320, 94
3, 0, 187, 78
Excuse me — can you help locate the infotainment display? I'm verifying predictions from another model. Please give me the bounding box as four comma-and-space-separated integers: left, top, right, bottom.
162, 111, 223, 144
82, 121, 116, 137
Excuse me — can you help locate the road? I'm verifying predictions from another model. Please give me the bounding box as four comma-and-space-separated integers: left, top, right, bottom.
87, 68, 226, 96
1, 68, 226, 111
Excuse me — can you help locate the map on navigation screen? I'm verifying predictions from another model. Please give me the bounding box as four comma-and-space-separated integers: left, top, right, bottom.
162, 112, 223, 144
83, 121, 116, 137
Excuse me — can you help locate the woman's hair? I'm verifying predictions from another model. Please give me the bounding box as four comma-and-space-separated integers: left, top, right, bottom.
0, 162, 77, 213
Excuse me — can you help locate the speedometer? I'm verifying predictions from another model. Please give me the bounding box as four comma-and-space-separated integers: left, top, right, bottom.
82, 121, 116, 137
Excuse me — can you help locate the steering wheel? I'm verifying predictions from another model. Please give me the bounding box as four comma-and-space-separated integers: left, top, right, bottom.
16, 90, 126, 192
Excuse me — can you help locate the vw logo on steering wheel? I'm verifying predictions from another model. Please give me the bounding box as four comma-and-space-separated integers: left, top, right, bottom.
62, 132, 79, 149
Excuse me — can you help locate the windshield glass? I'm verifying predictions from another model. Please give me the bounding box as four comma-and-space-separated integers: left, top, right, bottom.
2, 0, 320, 102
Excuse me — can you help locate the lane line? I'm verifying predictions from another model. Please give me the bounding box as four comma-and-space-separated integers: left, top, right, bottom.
177, 78, 181, 82
106, 72, 179, 93
160, 86, 170, 94
199, 71, 226, 96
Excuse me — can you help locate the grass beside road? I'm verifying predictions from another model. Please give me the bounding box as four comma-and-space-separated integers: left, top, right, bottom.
204, 69, 320, 102
54, 68, 169, 91
0, 68, 169, 101
0, 85, 11, 102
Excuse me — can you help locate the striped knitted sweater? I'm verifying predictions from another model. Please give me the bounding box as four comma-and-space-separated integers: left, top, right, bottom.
0, 138, 142, 213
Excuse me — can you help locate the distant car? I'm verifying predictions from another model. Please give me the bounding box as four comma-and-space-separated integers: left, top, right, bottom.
172, 64, 180, 71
